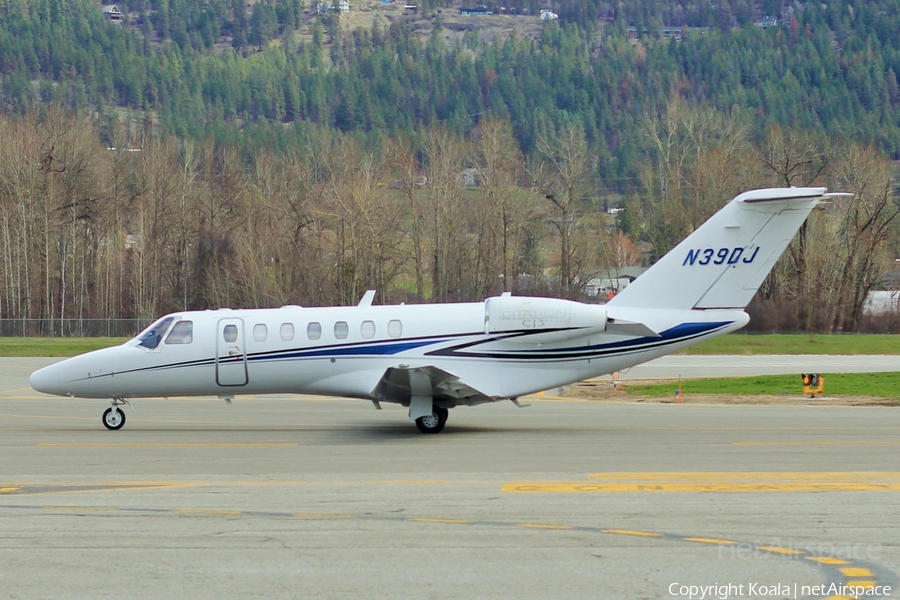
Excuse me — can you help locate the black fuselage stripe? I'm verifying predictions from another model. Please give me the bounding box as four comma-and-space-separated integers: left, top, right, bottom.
71, 325, 724, 383
424, 326, 727, 360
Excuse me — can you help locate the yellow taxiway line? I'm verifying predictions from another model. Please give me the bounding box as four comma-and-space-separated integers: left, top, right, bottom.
734, 441, 900, 446
502, 472, 900, 493
38, 442, 299, 447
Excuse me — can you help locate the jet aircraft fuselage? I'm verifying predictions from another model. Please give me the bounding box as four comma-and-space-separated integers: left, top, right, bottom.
30, 187, 840, 433
30, 301, 747, 402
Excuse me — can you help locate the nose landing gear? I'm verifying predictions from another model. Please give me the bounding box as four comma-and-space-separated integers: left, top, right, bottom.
102, 399, 131, 430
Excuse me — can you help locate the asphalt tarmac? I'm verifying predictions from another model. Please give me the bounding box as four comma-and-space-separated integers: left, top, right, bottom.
1, 358, 898, 599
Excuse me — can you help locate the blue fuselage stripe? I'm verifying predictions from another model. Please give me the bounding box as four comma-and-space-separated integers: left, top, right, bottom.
84, 321, 732, 381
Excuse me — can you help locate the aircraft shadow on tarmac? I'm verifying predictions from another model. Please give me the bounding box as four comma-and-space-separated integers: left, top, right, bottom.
38, 422, 607, 441
326, 422, 608, 442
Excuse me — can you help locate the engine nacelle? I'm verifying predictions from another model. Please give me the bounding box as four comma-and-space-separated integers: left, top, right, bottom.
484, 295, 607, 336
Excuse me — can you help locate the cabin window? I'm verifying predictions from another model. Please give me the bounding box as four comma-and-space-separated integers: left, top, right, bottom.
388, 319, 402, 338
165, 320, 193, 344
223, 324, 238, 343
253, 324, 268, 342
280, 323, 295, 341
307, 322, 322, 340
138, 317, 174, 349
334, 321, 349, 339
361, 320, 375, 339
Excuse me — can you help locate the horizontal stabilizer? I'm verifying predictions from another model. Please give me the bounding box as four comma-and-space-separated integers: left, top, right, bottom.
605, 319, 660, 338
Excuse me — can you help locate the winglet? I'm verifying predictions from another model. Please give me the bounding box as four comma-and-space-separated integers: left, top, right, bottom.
357, 290, 376, 307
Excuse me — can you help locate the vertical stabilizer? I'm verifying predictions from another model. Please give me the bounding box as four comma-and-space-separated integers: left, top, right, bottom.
607, 188, 826, 310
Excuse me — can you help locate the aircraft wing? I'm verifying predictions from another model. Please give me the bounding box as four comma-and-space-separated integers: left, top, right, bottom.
371, 365, 497, 408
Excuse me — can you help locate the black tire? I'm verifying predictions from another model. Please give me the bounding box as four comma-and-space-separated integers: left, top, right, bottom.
415, 410, 446, 434
102, 407, 126, 430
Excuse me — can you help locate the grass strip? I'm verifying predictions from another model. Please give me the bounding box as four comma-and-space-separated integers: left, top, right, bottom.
681, 333, 900, 355
626, 372, 900, 398
0, 337, 128, 357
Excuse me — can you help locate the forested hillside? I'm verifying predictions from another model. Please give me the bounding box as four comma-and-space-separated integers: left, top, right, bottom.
1, 0, 899, 333
5, 0, 900, 163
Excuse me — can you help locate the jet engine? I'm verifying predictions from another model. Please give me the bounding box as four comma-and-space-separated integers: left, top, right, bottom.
484, 295, 608, 340
483, 294, 659, 342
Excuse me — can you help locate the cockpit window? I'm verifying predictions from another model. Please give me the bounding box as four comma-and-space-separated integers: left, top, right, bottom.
165, 320, 193, 344
138, 317, 175, 349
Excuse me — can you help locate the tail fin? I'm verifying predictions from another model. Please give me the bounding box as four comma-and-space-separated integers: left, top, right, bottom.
607, 188, 828, 310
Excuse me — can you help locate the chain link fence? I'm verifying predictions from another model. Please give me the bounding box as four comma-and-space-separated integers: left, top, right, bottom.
0, 319, 147, 337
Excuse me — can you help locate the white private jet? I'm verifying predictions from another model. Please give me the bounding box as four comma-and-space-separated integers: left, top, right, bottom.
30, 188, 839, 433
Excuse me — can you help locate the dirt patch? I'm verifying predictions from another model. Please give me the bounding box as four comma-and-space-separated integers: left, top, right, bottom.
336, 4, 546, 45
561, 379, 900, 407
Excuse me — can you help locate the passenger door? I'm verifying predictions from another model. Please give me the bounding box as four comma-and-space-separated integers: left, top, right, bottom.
216, 318, 248, 386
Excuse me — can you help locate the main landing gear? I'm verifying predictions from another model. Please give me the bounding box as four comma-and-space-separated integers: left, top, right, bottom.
415, 406, 448, 434
102, 399, 131, 430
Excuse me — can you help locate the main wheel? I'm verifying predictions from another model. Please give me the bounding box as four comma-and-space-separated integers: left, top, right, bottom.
415, 409, 446, 434
102, 407, 126, 430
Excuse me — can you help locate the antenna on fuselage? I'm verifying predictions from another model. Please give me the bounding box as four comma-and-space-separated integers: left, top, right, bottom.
357, 290, 376, 307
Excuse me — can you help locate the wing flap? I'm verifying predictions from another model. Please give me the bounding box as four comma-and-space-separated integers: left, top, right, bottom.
371, 365, 496, 407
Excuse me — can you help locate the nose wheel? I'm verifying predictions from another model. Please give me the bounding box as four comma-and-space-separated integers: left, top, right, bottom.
102, 407, 125, 430
102, 399, 131, 430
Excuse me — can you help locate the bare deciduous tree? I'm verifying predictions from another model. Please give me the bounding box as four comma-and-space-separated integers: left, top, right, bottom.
638, 96, 752, 259
473, 118, 531, 294
422, 126, 469, 301
828, 144, 899, 331
758, 125, 830, 330
532, 122, 595, 298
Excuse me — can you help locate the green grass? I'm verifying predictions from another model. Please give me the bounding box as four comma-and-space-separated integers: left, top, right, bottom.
680, 333, 900, 355
626, 372, 900, 398
0, 337, 128, 357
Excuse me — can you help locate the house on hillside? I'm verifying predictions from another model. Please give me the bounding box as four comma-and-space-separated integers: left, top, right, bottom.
102, 4, 124, 21
459, 168, 480, 187
883, 268, 900, 289
460, 6, 491, 15
312, 0, 349, 13
864, 290, 900, 315
586, 267, 647, 298
627, 25, 708, 41
540, 9, 558, 20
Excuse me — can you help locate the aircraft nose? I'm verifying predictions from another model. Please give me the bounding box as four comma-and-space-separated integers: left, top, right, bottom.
30, 363, 62, 395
